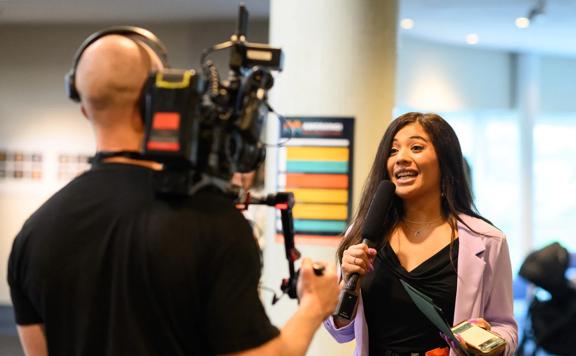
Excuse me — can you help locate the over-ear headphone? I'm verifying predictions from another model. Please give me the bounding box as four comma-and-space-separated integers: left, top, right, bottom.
65, 26, 169, 103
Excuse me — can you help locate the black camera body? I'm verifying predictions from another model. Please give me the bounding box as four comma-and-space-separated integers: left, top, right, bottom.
142, 5, 283, 195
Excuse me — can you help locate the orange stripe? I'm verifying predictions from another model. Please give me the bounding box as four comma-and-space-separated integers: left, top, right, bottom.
275, 234, 340, 246
286, 173, 348, 189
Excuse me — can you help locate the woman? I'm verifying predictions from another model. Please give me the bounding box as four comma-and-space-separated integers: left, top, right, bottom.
324, 112, 517, 355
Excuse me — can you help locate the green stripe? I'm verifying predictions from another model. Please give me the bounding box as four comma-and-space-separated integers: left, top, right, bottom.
294, 220, 347, 233
287, 161, 348, 173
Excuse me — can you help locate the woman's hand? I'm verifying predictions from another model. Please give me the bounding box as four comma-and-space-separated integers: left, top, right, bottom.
341, 242, 377, 283
468, 317, 491, 331
439, 332, 467, 356
444, 318, 503, 356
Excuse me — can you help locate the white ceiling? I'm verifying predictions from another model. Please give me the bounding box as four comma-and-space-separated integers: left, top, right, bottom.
1, 0, 575, 58
400, 0, 576, 58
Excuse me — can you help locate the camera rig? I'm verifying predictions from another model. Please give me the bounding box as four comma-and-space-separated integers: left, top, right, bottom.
238, 191, 324, 303
141, 4, 282, 196
139, 5, 318, 302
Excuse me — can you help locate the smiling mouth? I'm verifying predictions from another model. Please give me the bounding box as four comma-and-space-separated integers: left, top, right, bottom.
395, 170, 418, 182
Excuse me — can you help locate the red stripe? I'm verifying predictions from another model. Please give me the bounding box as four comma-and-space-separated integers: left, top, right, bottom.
153, 112, 180, 130
146, 141, 180, 152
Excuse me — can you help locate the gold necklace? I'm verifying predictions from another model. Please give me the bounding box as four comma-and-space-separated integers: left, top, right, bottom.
401, 217, 444, 237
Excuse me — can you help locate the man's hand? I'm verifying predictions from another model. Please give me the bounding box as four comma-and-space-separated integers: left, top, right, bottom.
297, 258, 339, 320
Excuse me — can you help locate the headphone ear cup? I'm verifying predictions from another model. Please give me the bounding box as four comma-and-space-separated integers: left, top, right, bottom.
139, 73, 154, 123
65, 69, 81, 102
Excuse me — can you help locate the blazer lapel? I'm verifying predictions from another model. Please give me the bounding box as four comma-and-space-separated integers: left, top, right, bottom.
454, 219, 486, 324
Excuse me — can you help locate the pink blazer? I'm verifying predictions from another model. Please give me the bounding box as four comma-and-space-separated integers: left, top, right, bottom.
323, 214, 518, 356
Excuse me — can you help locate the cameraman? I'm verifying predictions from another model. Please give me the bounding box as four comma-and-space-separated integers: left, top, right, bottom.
7, 32, 339, 356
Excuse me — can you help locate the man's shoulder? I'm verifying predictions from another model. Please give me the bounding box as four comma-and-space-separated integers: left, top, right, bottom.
21, 167, 154, 232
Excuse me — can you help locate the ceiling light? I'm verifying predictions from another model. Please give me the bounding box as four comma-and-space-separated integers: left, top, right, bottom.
466, 33, 479, 45
400, 18, 414, 30
515, 17, 531, 28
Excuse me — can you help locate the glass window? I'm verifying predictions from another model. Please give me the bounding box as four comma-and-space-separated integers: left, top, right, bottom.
442, 111, 523, 270
533, 115, 576, 252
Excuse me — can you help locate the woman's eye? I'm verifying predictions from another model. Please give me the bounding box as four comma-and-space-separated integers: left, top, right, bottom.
389, 147, 398, 156
411, 145, 424, 152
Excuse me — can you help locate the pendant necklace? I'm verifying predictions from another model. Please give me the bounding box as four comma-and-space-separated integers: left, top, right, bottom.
402, 217, 444, 237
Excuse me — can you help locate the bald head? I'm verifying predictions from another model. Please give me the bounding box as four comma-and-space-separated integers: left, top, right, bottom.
75, 34, 162, 122
74, 34, 164, 151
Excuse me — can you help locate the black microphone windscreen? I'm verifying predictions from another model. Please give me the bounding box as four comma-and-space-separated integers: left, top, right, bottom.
361, 180, 395, 244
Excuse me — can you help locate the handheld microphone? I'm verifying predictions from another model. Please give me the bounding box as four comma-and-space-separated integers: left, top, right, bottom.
334, 180, 395, 320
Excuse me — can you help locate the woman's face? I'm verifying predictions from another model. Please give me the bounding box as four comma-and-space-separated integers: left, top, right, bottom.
386, 123, 441, 202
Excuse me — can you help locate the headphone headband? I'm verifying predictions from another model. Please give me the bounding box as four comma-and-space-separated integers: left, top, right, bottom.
65, 26, 169, 102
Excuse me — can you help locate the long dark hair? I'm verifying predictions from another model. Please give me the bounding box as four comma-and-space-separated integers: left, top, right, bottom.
337, 112, 490, 262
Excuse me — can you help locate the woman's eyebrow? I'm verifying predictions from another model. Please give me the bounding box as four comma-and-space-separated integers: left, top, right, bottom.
392, 135, 429, 143
408, 135, 429, 142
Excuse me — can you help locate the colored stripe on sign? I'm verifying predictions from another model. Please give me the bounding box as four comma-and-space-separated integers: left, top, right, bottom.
286, 161, 348, 173
294, 219, 347, 233
286, 147, 348, 161
285, 174, 348, 189
284, 138, 349, 147
291, 188, 348, 204
293, 204, 348, 220
275, 234, 341, 246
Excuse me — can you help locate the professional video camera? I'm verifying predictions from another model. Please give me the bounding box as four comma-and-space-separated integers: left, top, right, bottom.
142, 4, 283, 196
142, 5, 317, 302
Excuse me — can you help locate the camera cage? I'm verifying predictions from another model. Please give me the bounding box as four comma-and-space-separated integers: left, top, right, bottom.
139, 5, 308, 302
141, 4, 283, 196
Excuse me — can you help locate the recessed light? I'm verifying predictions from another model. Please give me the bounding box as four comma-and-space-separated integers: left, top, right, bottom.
515, 17, 530, 28
466, 33, 479, 45
400, 18, 414, 30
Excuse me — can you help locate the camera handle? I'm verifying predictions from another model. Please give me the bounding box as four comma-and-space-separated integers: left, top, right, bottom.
240, 192, 299, 300
239, 192, 325, 303
235, 3, 248, 40
276, 193, 300, 299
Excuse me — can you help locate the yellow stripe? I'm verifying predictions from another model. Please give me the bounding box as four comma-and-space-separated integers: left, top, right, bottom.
293, 204, 348, 220
286, 147, 348, 161
292, 189, 348, 204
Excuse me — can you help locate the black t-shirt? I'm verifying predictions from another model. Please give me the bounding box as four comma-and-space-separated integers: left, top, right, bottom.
361, 240, 458, 354
8, 163, 279, 355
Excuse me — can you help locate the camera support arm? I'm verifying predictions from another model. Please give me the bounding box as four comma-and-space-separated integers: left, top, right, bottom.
241, 192, 300, 299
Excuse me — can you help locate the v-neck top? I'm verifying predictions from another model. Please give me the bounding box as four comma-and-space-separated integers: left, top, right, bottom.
361, 239, 459, 354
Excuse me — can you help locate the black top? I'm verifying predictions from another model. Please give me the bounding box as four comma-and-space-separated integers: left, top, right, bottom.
8, 163, 279, 355
362, 239, 459, 354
